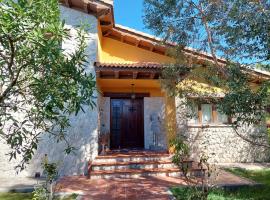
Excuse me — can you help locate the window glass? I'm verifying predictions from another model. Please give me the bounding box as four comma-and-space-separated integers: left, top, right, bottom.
217, 110, 228, 124
188, 103, 198, 124
202, 104, 212, 124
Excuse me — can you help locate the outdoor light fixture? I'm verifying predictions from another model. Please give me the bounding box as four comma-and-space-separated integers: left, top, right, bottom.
131, 84, 136, 99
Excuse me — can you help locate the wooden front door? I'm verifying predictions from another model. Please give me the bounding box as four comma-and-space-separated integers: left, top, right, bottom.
110, 99, 144, 149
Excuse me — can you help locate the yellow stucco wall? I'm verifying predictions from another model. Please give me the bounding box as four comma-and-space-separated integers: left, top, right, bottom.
97, 79, 164, 97
97, 33, 176, 147
99, 37, 174, 63
96, 27, 266, 149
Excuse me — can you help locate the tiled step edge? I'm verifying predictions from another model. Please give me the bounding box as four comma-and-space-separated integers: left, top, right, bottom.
89, 168, 205, 179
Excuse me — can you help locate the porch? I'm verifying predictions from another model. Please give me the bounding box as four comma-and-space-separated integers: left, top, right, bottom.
95, 62, 177, 152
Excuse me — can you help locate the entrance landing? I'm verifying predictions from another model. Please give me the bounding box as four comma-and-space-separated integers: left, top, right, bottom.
56, 170, 257, 200
98, 149, 168, 157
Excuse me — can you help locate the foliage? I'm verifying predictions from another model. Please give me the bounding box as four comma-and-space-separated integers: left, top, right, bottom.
172, 168, 270, 200
169, 137, 189, 168
226, 168, 270, 186
171, 185, 270, 200
32, 187, 47, 200
0, 192, 78, 200
57, 194, 78, 200
144, 0, 270, 148
0, 192, 32, 200
32, 160, 59, 200
0, 0, 96, 170
43, 162, 58, 183
171, 187, 206, 200
143, 0, 270, 64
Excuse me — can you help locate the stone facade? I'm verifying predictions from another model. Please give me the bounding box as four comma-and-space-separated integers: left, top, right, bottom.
0, 6, 99, 178
99, 97, 111, 135
185, 126, 270, 163
144, 97, 167, 150
175, 97, 270, 163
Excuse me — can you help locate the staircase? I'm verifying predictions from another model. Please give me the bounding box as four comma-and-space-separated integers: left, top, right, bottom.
89, 150, 204, 179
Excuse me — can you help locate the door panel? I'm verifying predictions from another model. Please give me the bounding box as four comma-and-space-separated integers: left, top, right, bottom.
110, 99, 144, 149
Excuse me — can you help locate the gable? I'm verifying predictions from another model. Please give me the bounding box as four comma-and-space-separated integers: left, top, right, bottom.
99, 36, 174, 63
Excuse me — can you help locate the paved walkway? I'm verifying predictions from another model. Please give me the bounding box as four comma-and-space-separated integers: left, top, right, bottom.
1, 163, 268, 199
56, 169, 256, 200
0, 177, 44, 192
218, 162, 270, 170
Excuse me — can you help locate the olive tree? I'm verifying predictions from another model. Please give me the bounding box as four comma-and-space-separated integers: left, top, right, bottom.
0, 0, 96, 170
143, 0, 270, 147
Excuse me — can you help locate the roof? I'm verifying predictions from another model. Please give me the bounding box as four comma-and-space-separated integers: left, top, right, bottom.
94, 62, 162, 79
60, 0, 270, 79
94, 62, 163, 69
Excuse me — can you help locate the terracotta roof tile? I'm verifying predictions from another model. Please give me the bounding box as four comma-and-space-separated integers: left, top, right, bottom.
94, 62, 164, 69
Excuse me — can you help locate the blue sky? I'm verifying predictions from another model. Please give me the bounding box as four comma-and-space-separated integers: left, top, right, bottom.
114, 0, 152, 35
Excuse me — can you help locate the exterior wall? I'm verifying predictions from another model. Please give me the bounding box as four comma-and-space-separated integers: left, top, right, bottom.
99, 96, 110, 135
175, 97, 270, 163
186, 126, 270, 163
97, 79, 164, 97
144, 97, 167, 150
99, 37, 174, 63
165, 95, 177, 144
0, 6, 99, 178
0, 139, 30, 177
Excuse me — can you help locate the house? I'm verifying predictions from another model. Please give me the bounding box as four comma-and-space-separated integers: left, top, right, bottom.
0, 0, 269, 179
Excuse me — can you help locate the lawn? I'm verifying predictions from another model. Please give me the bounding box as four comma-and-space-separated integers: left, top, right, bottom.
171, 168, 270, 200
0, 192, 32, 200
0, 192, 78, 200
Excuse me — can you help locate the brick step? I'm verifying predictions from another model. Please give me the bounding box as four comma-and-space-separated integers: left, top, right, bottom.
96, 152, 170, 159
94, 154, 171, 164
90, 168, 182, 179
92, 160, 176, 171
90, 167, 205, 179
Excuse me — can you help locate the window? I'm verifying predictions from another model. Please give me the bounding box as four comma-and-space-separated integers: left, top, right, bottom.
188, 100, 230, 125
201, 104, 212, 123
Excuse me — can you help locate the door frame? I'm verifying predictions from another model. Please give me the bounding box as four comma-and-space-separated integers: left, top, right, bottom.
109, 93, 146, 149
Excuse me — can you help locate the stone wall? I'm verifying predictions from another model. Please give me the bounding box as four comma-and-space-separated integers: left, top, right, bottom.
186, 126, 270, 163
99, 97, 110, 135
175, 97, 270, 163
0, 6, 99, 178
144, 97, 167, 150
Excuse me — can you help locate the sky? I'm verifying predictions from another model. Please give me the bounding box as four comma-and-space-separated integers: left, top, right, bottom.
114, 0, 153, 35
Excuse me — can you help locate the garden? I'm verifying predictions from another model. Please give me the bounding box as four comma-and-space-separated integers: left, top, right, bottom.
171, 168, 270, 200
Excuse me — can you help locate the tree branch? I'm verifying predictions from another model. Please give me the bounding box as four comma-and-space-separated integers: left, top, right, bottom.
232, 126, 270, 149
7, 36, 15, 79
188, 0, 228, 76
0, 64, 26, 103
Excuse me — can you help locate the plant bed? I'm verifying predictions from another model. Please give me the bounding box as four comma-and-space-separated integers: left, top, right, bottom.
171, 168, 270, 200
0, 192, 33, 200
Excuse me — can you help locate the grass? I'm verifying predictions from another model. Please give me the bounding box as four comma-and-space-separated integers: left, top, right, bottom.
226, 167, 270, 186
0, 192, 32, 200
0, 192, 78, 200
171, 168, 270, 200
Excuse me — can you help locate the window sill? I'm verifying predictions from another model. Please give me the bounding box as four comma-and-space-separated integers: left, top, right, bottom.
187, 124, 232, 128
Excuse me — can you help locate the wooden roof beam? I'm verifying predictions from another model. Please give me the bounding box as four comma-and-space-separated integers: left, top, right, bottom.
97, 8, 111, 18
96, 71, 101, 78
103, 30, 112, 37
133, 71, 138, 79
149, 72, 155, 79
120, 34, 125, 42
83, 2, 98, 15
150, 44, 155, 52
100, 20, 112, 26
135, 40, 140, 47
114, 71, 120, 79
